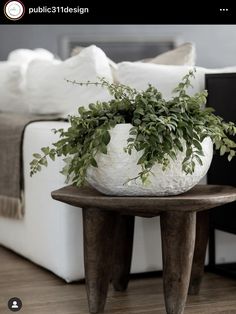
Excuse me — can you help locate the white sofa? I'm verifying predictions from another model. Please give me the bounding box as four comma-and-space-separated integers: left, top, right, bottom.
1, 45, 236, 282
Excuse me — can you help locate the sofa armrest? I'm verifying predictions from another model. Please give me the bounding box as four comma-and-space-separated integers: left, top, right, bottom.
22, 121, 84, 282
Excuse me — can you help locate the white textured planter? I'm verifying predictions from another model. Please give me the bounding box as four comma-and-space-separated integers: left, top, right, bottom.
86, 124, 213, 196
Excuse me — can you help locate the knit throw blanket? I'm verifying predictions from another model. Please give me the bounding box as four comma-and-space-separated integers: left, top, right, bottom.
0, 113, 61, 219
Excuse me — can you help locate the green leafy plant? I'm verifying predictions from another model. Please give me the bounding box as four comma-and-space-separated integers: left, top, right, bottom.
30, 70, 236, 186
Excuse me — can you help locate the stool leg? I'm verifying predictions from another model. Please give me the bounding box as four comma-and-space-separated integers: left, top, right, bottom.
189, 211, 209, 295
112, 215, 135, 291
161, 211, 196, 314
83, 208, 118, 314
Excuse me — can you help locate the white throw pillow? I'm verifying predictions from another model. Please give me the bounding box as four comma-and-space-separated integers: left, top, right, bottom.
0, 49, 58, 113
71, 45, 118, 83
0, 62, 26, 113
117, 63, 205, 98
117, 62, 236, 100
8, 48, 55, 65
112, 42, 196, 84
8, 48, 60, 91
147, 42, 196, 66
26, 45, 113, 116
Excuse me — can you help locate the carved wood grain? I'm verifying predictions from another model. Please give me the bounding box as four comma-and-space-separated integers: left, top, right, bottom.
112, 215, 134, 291
189, 210, 210, 295
161, 211, 196, 314
83, 208, 118, 313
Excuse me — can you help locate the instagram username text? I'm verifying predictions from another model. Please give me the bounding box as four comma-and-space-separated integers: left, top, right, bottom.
29, 6, 89, 15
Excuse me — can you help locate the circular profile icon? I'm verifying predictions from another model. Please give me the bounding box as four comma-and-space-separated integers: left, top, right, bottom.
8, 297, 22, 312
4, 0, 25, 21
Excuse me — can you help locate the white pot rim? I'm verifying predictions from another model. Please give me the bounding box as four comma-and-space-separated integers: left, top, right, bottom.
112, 123, 133, 126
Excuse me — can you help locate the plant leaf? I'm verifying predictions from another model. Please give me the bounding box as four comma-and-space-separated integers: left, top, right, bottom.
90, 157, 98, 168
102, 131, 111, 145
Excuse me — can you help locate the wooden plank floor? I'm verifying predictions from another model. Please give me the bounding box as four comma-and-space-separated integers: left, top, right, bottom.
1, 246, 236, 314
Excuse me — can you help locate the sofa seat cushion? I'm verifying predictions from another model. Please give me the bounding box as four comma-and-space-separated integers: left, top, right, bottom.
142, 42, 196, 65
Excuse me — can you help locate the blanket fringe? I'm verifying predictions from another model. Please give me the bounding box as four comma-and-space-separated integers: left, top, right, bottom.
0, 194, 24, 219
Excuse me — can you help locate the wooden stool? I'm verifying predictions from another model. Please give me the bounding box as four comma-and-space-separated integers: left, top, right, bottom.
52, 185, 236, 314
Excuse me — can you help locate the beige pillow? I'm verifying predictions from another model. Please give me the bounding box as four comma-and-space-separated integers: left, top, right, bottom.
71, 46, 84, 57
146, 42, 196, 66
